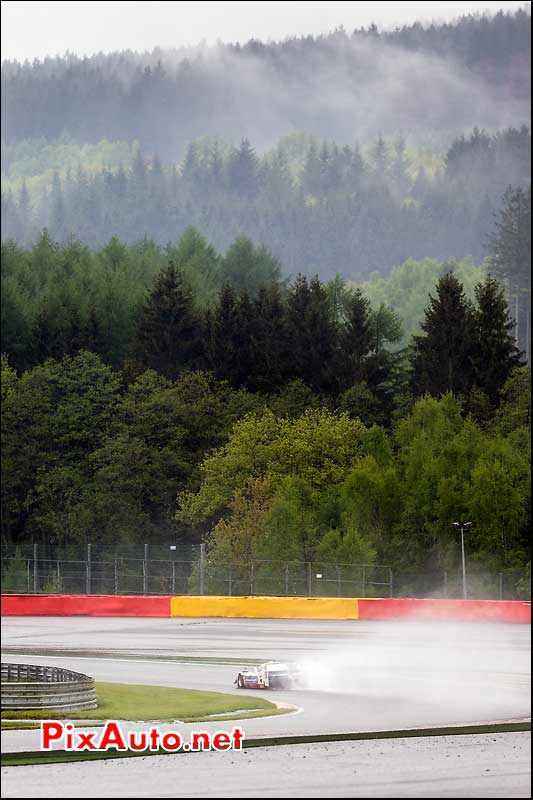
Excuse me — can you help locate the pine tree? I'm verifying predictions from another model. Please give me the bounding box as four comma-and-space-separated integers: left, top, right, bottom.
487, 185, 531, 359
31, 230, 58, 294
391, 135, 409, 195
232, 290, 256, 388
115, 163, 128, 195
347, 143, 366, 188
221, 237, 280, 295
136, 263, 201, 380
364, 305, 404, 421
252, 283, 289, 392
342, 288, 372, 387
228, 139, 259, 197
131, 148, 147, 186
286, 275, 338, 393
181, 142, 201, 193
412, 166, 429, 201
473, 275, 523, 403
209, 141, 225, 188
411, 270, 476, 397
263, 150, 292, 201
167, 226, 221, 305
50, 171, 66, 240
66, 307, 83, 356
371, 134, 388, 179
1, 190, 20, 241
18, 181, 31, 243
318, 142, 331, 193
209, 284, 240, 384
1, 277, 29, 370
286, 274, 312, 384
302, 141, 321, 196
83, 306, 104, 355
31, 306, 57, 364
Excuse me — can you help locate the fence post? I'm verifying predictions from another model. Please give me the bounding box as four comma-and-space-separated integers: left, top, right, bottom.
199, 543, 206, 596
57, 560, 60, 589
389, 567, 393, 598
114, 559, 118, 595
26, 559, 30, 593
284, 563, 289, 596
499, 572, 503, 600
86, 543, 92, 595
250, 561, 255, 596
228, 564, 232, 597
307, 563, 312, 597
443, 571, 448, 598
336, 564, 341, 597
33, 542, 38, 593
143, 543, 148, 595
361, 566, 366, 598
171, 561, 176, 595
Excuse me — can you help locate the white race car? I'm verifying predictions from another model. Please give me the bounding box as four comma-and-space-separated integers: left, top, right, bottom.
234, 661, 303, 690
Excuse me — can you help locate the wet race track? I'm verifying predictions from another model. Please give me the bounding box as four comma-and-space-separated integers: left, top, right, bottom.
1, 617, 531, 797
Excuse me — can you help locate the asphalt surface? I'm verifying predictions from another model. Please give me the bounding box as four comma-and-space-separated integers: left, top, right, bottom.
1, 616, 531, 797
1, 733, 531, 798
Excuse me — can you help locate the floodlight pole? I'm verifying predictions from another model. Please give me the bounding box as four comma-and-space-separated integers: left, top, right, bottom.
453, 522, 472, 600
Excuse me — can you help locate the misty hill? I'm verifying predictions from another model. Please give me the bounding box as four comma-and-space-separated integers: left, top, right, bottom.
2, 8, 530, 158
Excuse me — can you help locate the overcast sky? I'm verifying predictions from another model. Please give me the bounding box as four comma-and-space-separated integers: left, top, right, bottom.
1, 1, 529, 62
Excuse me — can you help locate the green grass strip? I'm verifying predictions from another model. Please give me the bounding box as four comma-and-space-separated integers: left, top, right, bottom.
1, 721, 41, 731
1, 721, 105, 731
1, 721, 529, 767
2, 681, 278, 722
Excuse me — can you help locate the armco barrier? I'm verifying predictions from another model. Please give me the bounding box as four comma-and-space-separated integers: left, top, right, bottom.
358, 598, 531, 623
0, 594, 171, 617
1, 662, 97, 710
170, 595, 360, 619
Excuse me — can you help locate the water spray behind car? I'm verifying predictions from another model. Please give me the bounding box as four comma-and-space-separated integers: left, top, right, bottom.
293, 620, 530, 721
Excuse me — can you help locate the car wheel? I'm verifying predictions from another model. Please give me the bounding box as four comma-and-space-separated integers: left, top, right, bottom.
237, 674, 245, 689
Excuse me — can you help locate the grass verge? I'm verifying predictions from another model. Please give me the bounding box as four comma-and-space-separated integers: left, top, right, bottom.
1, 681, 283, 723
1, 721, 106, 730
1, 721, 41, 731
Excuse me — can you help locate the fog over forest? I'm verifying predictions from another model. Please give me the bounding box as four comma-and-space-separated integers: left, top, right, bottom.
2, 8, 530, 155
1, 9, 531, 286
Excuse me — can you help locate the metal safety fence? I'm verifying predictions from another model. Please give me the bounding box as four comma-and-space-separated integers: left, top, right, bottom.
1, 662, 97, 711
1, 543, 529, 600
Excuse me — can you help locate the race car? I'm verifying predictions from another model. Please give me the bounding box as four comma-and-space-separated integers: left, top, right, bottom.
234, 661, 303, 690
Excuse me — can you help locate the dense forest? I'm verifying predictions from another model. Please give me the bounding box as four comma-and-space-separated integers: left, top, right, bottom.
1, 8, 531, 597
2, 128, 531, 283
3, 183, 530, 368
1, 230, 530, 592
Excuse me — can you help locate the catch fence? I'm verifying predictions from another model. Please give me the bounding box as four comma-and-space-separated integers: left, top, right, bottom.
1, 543, 529, 600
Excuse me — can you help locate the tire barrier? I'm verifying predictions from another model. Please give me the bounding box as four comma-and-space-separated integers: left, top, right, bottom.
1, 594, 530, 622
1, 662, 97, 711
